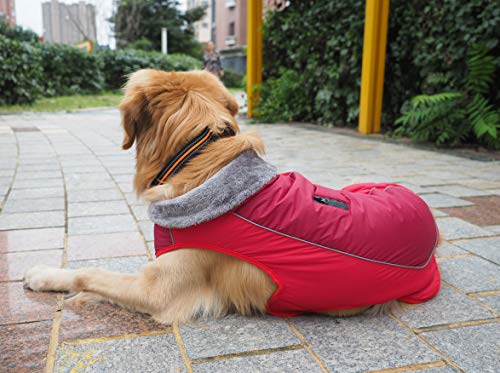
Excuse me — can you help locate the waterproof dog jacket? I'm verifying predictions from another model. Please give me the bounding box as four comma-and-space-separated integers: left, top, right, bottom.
149, 151, 440, 317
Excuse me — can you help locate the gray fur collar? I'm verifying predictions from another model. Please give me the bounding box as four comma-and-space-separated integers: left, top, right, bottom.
148, 151, 277, 228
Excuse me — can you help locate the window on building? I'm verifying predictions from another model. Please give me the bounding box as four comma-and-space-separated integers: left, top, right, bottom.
228, 22, 235, 36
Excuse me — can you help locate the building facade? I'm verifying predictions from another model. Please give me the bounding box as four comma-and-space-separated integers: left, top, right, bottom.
0, 0, 15, 27
187, 0, 250, 74
214, 0, 247, 74
187, 0, 212, 44
42, 0, 96, 45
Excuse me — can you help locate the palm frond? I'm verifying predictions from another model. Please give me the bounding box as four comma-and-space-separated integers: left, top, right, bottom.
466, 44, 496, 96
424, 72, 452, 89
395, 92, 462, 126
394, 92, 464, 144
395, 45, 499, 149
465, 95, 499, 139
411, 92, 463, 108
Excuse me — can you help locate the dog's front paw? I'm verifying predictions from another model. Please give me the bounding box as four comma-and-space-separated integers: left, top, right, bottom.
23, 265, 68, 292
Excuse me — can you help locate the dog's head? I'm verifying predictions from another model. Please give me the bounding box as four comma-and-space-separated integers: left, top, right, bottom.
119, 69, 240, 195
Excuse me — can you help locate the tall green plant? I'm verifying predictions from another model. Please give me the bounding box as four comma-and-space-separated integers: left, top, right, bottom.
395, 45, 499, 149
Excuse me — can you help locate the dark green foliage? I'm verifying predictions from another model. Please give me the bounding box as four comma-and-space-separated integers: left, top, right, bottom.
262, 1, 366, 125
0, 39, 200, 104
0, 35, 43, 105
394, 93, 466, 145
255, 69, 312, 123
465, 45, 496, 96
221, 68, 244, 88
466, 95, 498, 142
127, 37, 155, 51
395, 46, 499, 149
167, 53, 202, 71
261, 0, 500, 137
0, 17, 38, 43
112, 0, 205, 57
38, 43, 104, 96
97, 49, 201, 90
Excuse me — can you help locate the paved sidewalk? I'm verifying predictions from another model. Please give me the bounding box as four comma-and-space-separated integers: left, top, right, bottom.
0, 109, 499, 372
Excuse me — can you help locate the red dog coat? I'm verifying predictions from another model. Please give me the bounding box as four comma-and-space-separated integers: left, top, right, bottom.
154, 172, 440, 317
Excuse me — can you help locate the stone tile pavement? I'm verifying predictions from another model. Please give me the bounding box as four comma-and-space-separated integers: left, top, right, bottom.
0, 109, 499, 372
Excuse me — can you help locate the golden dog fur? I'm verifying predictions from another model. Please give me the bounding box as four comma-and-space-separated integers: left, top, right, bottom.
24, 69, 398, 323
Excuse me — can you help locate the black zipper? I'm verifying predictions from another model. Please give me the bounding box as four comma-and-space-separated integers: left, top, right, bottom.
313, 196, 349, 210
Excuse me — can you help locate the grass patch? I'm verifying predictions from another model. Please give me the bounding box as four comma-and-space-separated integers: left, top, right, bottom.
228, 87, 245, 94
0, 92, 123, 114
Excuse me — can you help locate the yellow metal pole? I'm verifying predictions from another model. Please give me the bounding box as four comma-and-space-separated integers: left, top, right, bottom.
358, 0, 390, 134
372, 0, 390, 133
246, 0, 263, 117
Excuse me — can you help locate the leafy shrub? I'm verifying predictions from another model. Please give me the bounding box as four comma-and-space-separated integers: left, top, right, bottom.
0, 17, 38, 43
127, 37, 155, 51
263, 1, 366, 126
0, 35, 43, 105
255, 69, 311, 122
97, 49, 158, 90
38, 43, 104, 96
168, 53, 201, 71
0, 18, 202, 106
0, 40, 201, 105
221, 68, 244, 88
395, 93, 467, 145
97, 49, 201, 90
261, 0, 500, 136
395, 46, 499, 149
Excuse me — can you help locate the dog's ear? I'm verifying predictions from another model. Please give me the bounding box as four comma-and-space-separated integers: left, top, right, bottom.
223, 90, 239, 116
120, 98, 152, 150
196, 70, 239, 117
119, 70, 154, 150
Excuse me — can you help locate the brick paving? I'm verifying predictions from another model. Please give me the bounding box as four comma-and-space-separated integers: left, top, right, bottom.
0, 109, 499, 372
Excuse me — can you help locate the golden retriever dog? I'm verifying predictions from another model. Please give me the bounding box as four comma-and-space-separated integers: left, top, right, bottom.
24, 70, 439, 323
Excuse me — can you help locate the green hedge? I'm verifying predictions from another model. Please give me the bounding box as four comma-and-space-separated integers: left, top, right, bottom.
98, 49, 201, 90
256, 69, 310, 122
0, 38, 202, 105
221, 68, 244, 88
260, 0, 500, 129
39, 43, 104, 96
0, 35, 43, 105
0, 18, 38, 43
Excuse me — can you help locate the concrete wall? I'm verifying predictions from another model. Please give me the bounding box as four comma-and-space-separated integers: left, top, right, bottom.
188, 0, 212, 44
